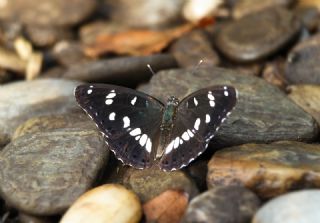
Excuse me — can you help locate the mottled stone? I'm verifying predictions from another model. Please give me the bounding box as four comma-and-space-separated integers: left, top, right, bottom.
215, 7, 300, 62
253, 190, 320, 223
233, 0, 295, 18
207, 141, 320, 199
285, 34, 320, 84
0, 129, 108, 215
139, 67, 318, 146
0, 79, 81, 144
62, 54, 177, 87
288, 85, 320, 126
262, 59, 286, 89
0, 0, 96, 27
122, 167, 198, 202
182, 186, 260, 223
170, 29, 220, 67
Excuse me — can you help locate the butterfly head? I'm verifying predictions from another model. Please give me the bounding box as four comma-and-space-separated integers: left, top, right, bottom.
167, 96, 179, 106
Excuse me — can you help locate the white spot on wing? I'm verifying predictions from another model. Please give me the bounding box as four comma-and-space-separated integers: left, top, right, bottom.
224, 91, 229, 96
174, 137, 180, 149
187, 129, 194, 137
123, 116, 130, 128
139, 134, 148, 146
193, 97, 198, 106
208, 92, 215, 100
194, 118, 201, 130
87, 89, 92, 94
105, 99, 113, 105
90, 85, 93, 88
146, 138, 152, 153
205, 114, 210, 123
109, 112, 115, 121
182, 132, 190, 141
130, 128, 141, 136
209, 100, 215, 107
180, 139, 183, 144
165, 140, 174, 154
224, 86, 227, 90
131, 96, 137, 105
106, 92, 116, 98
111, 89, 115, 92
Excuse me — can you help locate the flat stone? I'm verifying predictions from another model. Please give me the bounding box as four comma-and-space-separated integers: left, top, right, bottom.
181, 186, 260, 223
0, 0, 96, 27
170, 29, 220, 67
0, 129, 108, 215
252, 190, 320, 223
121, 167, 198, 202
138, 67, 318, 147
215, 7, 300, 62
285, 34, 320, 84
288, 85, 320, 126
0, 79, 81, 148
207, 141, 320, 199
62, 54, 178, 87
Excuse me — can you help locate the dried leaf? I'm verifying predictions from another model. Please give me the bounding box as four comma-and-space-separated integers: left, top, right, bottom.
143, 189, 189, 223
84, 23, 195, 57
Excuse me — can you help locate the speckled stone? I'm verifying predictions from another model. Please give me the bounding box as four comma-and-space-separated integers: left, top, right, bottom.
285, 34, 320, 84
253, 190, 320, 223
182, 186, 260, 223
139, 67, 318, 147
0, 129, 108, 215
0, 79, 81, 145
207, 141, 320, 199
215, 7, 300, 62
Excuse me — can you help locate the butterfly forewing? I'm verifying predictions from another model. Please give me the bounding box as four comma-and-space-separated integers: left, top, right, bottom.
159, 86, 237, 171
75, 84, 164, 169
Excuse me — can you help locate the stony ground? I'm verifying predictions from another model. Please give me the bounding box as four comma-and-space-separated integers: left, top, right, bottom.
1, 0, 320, 223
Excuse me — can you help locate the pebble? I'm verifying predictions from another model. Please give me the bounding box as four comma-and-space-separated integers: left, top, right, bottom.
170, 29, 220, 67
121, 167, 198, 202
62, 54, 178, 86
60, 184, 142, 223
288, 85, 320, 125
0, 0, 97, 27
0, 128, 108, 215
139, 67, 318, 147
0, 79, 81, 145
181, 186, 260, 223
285, 34, 320, 84
252, 190, 320, 223
215, 7, 301, 62
207, 141, 320, 199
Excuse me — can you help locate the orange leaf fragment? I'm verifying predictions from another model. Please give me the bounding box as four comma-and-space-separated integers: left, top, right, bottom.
84, 23, 195, 57
143, 189, 189, 223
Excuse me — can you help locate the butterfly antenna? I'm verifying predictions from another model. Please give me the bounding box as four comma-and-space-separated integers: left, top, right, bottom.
147, 64, 156, 76
191, 59, 204, 75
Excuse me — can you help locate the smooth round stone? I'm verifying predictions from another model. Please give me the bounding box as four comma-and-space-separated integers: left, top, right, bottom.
253, 190, 320, 223
0, 79, 81, 145
207, 141, 320, 199
0, 129, 108, 215
139, 67, 318, 147
61, 184, 142, 223
215, 7, 300, 62
285, 34, 320, 84
105, 0, 184, 28
182, 186, 260, 223
288, 85, 320, 125
0, 0, 96, 27
121, 167, 198, 202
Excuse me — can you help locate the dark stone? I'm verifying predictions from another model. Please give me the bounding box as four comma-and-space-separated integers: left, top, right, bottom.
215, 7, 301, 62
62, 54, 178, 87
294, 6, 320, 32
19, 213, 57, 223
170, 29, 220, 67
285, 34, 320, 84
138, 67, 318, 147
182, 186, 260, 223
207, 141, 320, 199
0, 129, 108, 215
185, 160, 208, 192
0, 69, 12, 84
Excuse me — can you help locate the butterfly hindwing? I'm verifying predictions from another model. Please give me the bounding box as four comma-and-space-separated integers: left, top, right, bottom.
159, 86, 237, 171
75, 84, 164, 169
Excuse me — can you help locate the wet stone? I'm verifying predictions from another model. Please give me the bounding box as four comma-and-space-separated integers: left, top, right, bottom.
253, 190, 320, 223
207, 141, 320, 199
0, 0, 97, 27
0, 129, 108, 215
62, 54, 178, 87
181, 186, 260, 223
121, 167, 198, 202
215, 7, 301, 62
170, 29, 220, 68
285, 34, 320, 84
288, 85, 320, 126
139, 67, 318, 147
0, 79, 81, 147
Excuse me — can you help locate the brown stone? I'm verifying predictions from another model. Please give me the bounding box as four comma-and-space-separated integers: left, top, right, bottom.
207, 141, 320, 199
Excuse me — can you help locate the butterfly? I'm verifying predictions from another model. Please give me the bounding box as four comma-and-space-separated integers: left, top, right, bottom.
74, 84, 237, 171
